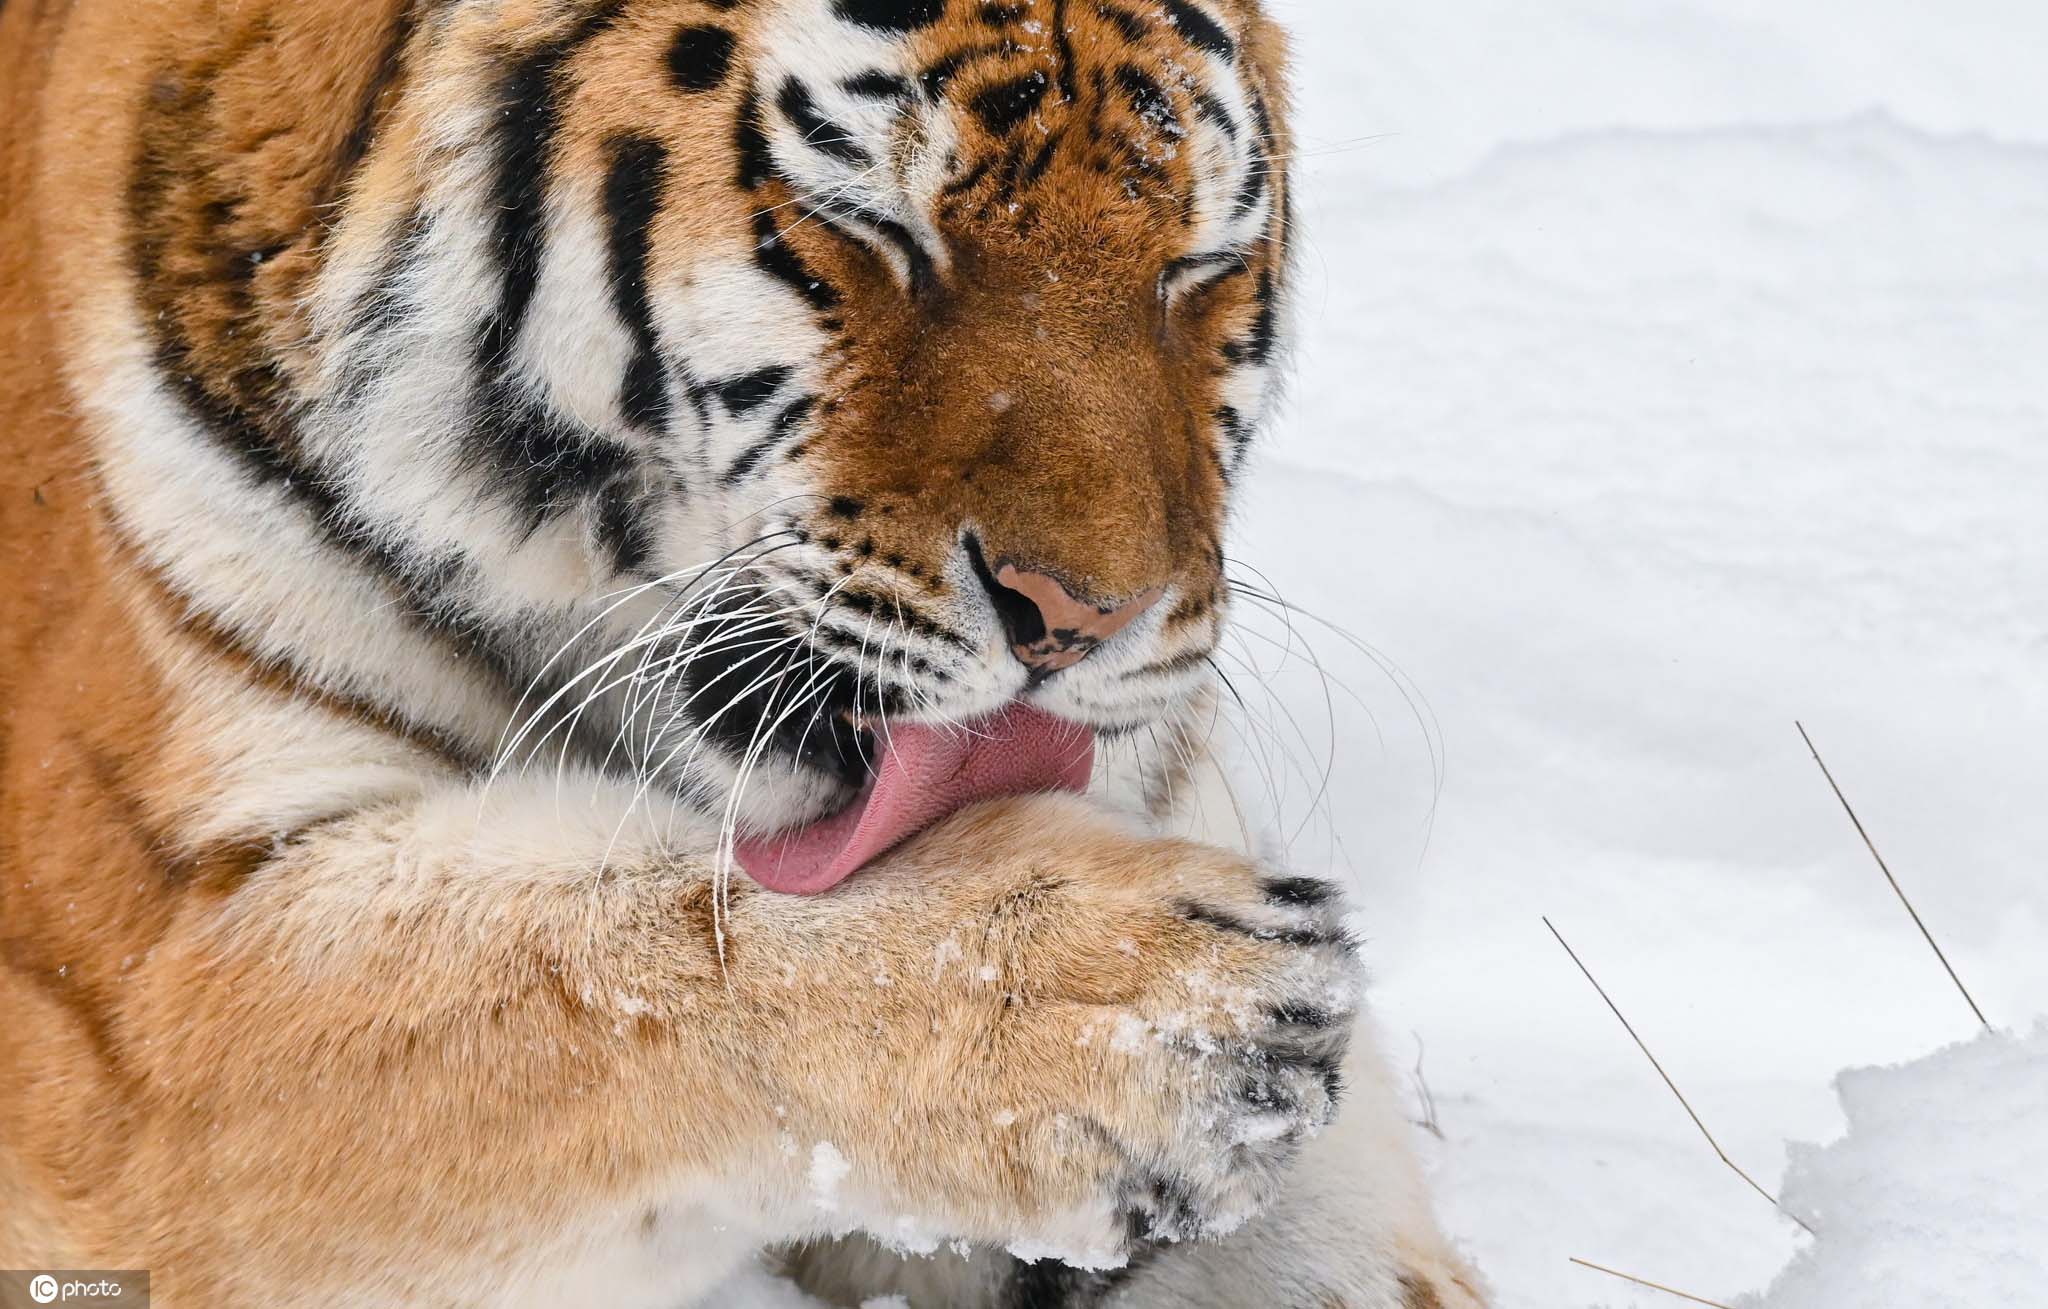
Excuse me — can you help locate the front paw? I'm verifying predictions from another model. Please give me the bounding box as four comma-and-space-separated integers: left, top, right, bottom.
878, 794, 1364, 1261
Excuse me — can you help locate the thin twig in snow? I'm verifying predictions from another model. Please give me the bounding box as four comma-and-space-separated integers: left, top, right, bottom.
1569, 1257, 1735, 1308
1796, 721, 1992, 1033
1543, 917, 1816, 1235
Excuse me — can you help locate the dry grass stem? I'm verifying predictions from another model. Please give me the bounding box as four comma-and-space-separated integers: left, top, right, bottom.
1543, 917, 1816, 1236
1569, 1257, 1736, 1308
1796, 721, 1992, 1032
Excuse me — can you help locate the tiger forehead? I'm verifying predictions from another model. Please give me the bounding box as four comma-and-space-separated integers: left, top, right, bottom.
744, 0, 1276, 247
884, 0, 1249, 120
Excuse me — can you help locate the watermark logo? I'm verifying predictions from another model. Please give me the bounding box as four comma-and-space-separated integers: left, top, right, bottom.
0, 1272, 148, 1308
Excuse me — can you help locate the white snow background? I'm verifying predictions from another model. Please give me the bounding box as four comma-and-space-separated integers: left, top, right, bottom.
720, 2, 2048, 1304
1234, 0, 2048, 1304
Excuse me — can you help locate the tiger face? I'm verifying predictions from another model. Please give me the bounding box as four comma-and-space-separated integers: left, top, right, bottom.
118, 0, 1291, 846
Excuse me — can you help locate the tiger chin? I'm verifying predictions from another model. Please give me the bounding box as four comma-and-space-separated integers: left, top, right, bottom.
0, 1, 1484, 1306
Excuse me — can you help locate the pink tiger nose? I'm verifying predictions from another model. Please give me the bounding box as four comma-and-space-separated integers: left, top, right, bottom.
988, 563, 1165, 673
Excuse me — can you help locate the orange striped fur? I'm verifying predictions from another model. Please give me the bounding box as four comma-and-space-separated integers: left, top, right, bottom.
1, 2, 1482, 1304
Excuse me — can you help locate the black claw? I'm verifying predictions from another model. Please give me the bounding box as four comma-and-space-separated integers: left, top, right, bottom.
1180, 902, 1343, 948
1262, 876, 1337, 907
1312, 1052, 1346, 1108
1269, 1001, 1338, 1029
1119, 1175, 1205, 1244
1148, 1175, 1204, 1239
1241, 1072, 1302, 1116
1255, 1036, 1344, 1076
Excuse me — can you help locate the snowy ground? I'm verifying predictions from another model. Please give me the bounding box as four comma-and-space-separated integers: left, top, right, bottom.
1226, 2, 2048, 1304
1753, 1027, 2048, 1308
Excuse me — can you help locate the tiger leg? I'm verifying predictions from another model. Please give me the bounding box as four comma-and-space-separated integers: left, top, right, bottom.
8, 772, 1357, 1307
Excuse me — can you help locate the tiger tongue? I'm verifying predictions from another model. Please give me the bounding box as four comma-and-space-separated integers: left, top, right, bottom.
733, 703, 1095, 895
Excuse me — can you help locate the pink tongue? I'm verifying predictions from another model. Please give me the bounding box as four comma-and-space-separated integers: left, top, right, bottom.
734, 703, 1094, 895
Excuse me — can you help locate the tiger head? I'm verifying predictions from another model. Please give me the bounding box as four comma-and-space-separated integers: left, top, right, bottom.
112, 0, 1292, 857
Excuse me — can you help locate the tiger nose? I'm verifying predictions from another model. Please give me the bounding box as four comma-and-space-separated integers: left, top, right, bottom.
983, 562, 1165, 673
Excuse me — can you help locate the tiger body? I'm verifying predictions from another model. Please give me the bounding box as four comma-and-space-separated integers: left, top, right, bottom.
0, 0, 1483, 1304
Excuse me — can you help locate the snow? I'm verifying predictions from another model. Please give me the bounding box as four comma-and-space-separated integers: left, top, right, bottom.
809, 1141, 851, 1213
1751, 1027, 2048, 1308
710, 1261, 839, 1309
1222, 1, 2048, 1304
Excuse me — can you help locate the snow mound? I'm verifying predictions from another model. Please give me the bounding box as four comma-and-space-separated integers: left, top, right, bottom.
1750, 1027, 2048, 1308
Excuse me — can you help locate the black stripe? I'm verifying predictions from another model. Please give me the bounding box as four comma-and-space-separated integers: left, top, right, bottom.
127, 69, 307, 490
716, 364, 792, 415
129, 69, 427, 628
603, 135, 672, 432
594, 478, 656, 576
1215, 405, 1250, 474
680, 371, 716, 426
778, 77, 874, 167
771, 395, 818, 436
941, 156, 995, 197
143, 336, 521, 706
833, 0, 947, 31
826, 206, 937, 293
667, 24, 737, 93
123, 35, 536, 728
988, 139, 1031, 209
1232, 151, 1267, 217
842, 70, 914, 101
468, 398, 635, 528
1219, 268, 1278, 365
751, 210, 843, 310
1248, 85, 1276, 147
735, 85, 775, 189
1163, 250, 1239, 284
970, 70, 1050, 136
1048, 0, 1078, 101
1160, 0, 1234, 58
721, 395, 816, 484
1192, 90, 1238, 139
919, 43, 1013, 101
481, 5, 625, 361
804, 621, 951, 683
1115, 64, 1178, 131
1237, 86, 1276, 218
834, 588, 974, 650
467, 4, 634, 522
1095, 2, 1147, 42
335, 206, 431, 404
1019, 132, 1062, 189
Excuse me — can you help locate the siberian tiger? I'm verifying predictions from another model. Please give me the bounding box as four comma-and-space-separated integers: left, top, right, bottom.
0, 0, 1485, 1305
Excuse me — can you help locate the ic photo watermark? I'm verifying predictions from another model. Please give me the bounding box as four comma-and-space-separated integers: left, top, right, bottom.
0, 1272, 149, 1309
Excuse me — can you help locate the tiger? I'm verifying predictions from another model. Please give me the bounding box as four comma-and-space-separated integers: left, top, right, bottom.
0, 0, 1487, 1305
